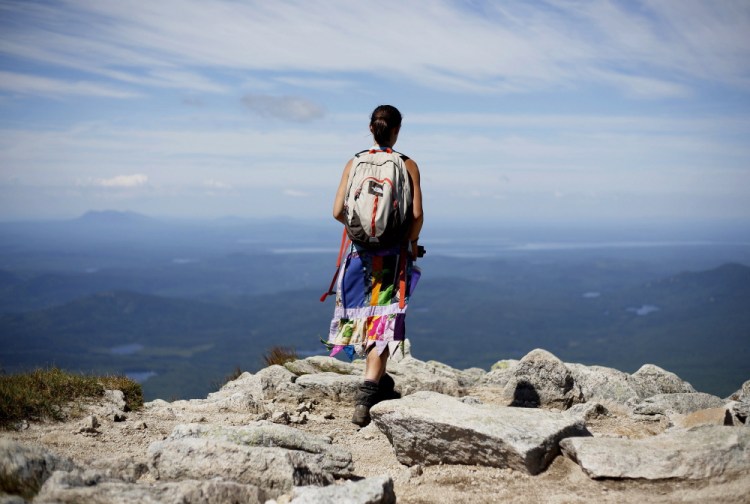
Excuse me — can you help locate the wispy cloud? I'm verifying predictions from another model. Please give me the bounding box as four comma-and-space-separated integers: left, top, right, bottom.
0, 71, 140, 99
241, 94, 325, 122
1, 1, 747, 97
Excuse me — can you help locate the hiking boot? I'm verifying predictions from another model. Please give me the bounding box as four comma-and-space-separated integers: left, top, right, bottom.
351, 404, 371, 426
377, 373, 402, 402
352, 380, 379, 427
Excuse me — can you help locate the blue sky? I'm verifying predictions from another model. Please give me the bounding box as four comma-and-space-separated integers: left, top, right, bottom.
0, 0, 748, 223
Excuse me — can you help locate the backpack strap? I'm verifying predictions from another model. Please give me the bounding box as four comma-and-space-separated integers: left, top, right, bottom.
320, 228, 351, 302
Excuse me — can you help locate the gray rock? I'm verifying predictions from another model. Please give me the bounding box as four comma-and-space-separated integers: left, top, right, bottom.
370, 391, 590, 474
566, 363, 640, 403
388, 357, 461, 396
566, 402, 610, 421
35, 470, 263, 504
561, 425, 750, 480
165, 422, 353, 476
0, 495, 27, 504
727, 379, 750, 402
294, 373, 363, 402
103, 389, 127, 411
490, 359, 519, 372
478, 368, 515, 388
255, 365, 299, 399
289, 476, 395, 504
76, 414, 100, 434
729, 400, 749, 424
0, 440, 76, 499
501, 349, 584, 409
284, 356, 355, 376
633, 392, 726, 416
147, 438, 332, 499
456, 367, 487, 388
630, 364, 695, 399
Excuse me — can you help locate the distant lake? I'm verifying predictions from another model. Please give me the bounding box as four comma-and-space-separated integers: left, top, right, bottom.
125, 370, 157, 383
110, 343, 144, 355
627, 305, 660, 316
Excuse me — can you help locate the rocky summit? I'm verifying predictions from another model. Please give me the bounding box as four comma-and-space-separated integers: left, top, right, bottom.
2, 345, 749, 503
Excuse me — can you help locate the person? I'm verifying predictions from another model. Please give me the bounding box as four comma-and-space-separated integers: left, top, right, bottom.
326, 104, 423, 427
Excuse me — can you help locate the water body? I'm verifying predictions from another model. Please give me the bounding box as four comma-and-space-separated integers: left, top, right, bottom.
125, 371, 157, 383
627, 305, 660, 316
110, 343, 144, 355
173, 258, 198, 264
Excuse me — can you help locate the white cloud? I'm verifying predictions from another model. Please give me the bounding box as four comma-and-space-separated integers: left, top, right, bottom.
89, 174, 149, 188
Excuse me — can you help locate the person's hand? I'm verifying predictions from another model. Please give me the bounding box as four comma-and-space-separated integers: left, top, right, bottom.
410, 239, 419, 260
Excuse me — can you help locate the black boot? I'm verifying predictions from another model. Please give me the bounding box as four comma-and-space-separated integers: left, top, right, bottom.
376, 373, 401, 402
352, 380, 379, 427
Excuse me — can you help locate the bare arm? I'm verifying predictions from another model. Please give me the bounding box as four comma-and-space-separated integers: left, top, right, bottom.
332, 159, 353, 224
405, 158, 424, 258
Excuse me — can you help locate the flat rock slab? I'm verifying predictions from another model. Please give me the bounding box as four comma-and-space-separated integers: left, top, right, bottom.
633, 392, 726, 416
147, 438, 334, 498
289, 475, 395, 504
370, 391, 590, 474
167, 422, 353, 475
36, 472, 263, 504
561, 425, 750, 480
294, 373, 363, 402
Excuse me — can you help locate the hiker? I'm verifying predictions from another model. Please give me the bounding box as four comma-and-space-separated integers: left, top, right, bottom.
325, 104, 424, 427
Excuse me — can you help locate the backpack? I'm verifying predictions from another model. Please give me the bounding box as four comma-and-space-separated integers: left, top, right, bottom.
343, 147, 413, 250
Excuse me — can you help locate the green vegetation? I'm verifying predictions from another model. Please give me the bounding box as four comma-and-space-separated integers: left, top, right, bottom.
0, 367, 142, 429
263, 346, 299, 367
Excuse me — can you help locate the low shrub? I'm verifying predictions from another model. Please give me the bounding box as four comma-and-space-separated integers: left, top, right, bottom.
263, 346, 298, 367
0, 367, 143, 429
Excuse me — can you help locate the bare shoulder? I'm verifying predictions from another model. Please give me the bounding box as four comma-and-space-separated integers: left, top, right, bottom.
404, 158, 420, 179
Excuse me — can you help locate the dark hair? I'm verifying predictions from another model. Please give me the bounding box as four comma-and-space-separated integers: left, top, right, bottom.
370, 105, 402, 146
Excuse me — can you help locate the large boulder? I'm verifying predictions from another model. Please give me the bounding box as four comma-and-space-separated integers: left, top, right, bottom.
147, 422, 353, 499
479, 359, 518, 388
288, 475, 395, 504
35, 471, 263, 504
370, 391, 590, 475
166, 422, 353, 476
293, 373, 363, 402
0, 440, 77, 499
565, 363, 640, 404
148, 438, 332, 499
500, 349, 584, 409
630, 364, 695, 399
387, 357, 462, 396
727, 379, 750, 402
633, 392, 726, 417
561, 425, 750, 480
284, 356, 355, 376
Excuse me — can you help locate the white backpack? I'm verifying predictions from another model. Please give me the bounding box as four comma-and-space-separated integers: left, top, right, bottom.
343, 147, 413, 249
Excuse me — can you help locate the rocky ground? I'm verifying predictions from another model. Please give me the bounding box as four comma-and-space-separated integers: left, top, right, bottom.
2, 345, 749, 503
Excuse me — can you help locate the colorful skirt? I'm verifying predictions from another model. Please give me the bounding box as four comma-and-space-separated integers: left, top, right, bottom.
324, 245, 420, 360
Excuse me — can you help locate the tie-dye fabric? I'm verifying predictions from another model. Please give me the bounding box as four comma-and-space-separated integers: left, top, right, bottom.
324, 245, 420, 360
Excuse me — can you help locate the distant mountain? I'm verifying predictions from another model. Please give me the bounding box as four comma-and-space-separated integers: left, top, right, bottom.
74, 210, 158, 226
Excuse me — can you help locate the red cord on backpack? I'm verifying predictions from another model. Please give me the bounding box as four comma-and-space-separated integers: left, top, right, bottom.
320, 228, 350, 302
